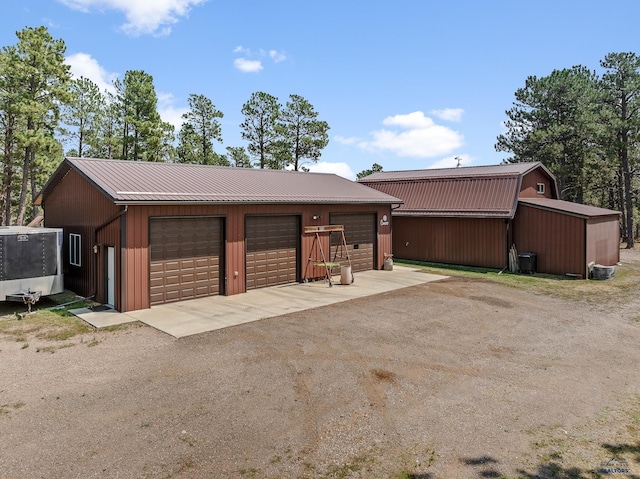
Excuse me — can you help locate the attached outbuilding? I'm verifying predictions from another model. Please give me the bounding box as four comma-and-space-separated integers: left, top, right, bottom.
36, 158, 401, 312
513, 198, 620, 278
359, 162, 620, 278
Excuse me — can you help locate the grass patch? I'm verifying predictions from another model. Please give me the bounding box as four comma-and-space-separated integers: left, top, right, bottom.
0, 308, 93, 342
397, 255, 640, 304
0, 401, 25, 415
320, 454, 374, 479
237, 468, 259, 478
511, 396, 640, 478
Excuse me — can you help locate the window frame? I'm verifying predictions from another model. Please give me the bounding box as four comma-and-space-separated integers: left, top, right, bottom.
69, 233, 81, 267
536, 183, 546, 195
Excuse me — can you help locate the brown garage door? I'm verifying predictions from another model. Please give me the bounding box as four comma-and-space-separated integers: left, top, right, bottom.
246, 215, 299, 290
330, 213, 376, 272
149, 217, 223, 306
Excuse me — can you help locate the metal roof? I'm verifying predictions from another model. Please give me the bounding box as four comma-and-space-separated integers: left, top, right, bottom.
37, 158, 402, 205
518, 198, 621, 219
359, 162, 547, 183
368, 176, 521, 218
357, 162, 567, 219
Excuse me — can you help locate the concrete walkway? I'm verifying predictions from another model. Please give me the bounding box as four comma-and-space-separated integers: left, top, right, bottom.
71, 266, 446, 338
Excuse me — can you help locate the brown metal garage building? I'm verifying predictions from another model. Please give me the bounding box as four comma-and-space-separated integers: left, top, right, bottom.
36, 158, 401, 312
360, 162, 620, 278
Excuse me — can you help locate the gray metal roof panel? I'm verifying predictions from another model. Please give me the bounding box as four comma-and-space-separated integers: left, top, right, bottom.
359, 162, 544, 183
58, 158, 402, 205
364, 176, 521, 218
518, 198, 621, 218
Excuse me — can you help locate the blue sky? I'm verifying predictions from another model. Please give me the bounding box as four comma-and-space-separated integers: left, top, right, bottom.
2, 1, 640, 179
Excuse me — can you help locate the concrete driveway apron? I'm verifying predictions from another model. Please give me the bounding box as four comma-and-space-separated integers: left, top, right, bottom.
73, 266, 446, 338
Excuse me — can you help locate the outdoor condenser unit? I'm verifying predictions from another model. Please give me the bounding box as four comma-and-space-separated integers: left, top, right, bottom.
0, 227, 64, 307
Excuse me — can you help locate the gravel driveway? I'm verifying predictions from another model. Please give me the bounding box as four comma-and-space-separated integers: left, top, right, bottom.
1, 254, 640, 479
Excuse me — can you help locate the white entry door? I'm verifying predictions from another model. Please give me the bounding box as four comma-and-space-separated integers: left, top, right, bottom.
107, 246, 115, 307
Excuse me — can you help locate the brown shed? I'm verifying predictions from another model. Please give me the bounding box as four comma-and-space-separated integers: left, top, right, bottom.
514, 198, 620, 278
360, 162, 620, 277
36, 158, 401, 312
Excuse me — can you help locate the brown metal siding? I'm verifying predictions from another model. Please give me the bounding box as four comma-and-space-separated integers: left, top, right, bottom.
519, 169, 554, 199
245, 215, 299, 290
392, 217, 507, 269
513, 204, 585, 277
149, 217, 223, 305
96, 217, 122, 308
41, 168, 121, 306
123, 203, 392, 312
586, 215, 620, 267
330, 213, 376, 272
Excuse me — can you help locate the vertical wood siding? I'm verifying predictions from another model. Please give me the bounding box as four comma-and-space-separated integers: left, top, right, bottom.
513, 204, 585, 277
392, 217, 507, 269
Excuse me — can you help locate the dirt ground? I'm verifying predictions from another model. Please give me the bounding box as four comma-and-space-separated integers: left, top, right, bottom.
1, 252, 640, 479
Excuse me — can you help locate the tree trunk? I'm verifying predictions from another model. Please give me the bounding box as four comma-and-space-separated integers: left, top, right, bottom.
78, 118, 84, 157
122, 122, 128, 160
2, 127, 14, 225
134, 127, 139, 161
30, 165, 39, 219
622, 154, 635, 248
15, 145, 32, 226
617, 171, 627, 243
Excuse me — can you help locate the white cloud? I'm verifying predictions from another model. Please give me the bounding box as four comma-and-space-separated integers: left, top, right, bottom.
426, 154, 472, 169
334, 135, 360, 145
58, 0, 207, 36
157, 92, 188, 130
66, 51, 187, 131
65, 52, 118, 94
232, 46, 286, 72
429, 108, 464, 122
307, 162, 356, 181
234, 58, 263, 73
269, 50, 287, 63
359, 111, 464, 158
382, 111, 435, 129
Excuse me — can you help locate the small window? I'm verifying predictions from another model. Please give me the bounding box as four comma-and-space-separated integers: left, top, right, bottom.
69, 233, 81, 267
536, 183, 545, 195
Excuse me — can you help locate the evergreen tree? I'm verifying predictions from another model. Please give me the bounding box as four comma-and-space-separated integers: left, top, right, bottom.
0, 48, 23, 224
177, 93, 225, 165
599, 52, 640, 247
356, 163, 383, 179
5, 26, 72, 225
114, 70, 163, 161
277, 94, 329, 171
62, 76, 105, 157
240, 91, 281, 169
226, 146, 252, 167
495, 66, 600, 203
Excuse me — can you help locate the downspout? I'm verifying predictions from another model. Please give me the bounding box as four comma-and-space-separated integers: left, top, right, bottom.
92, 205, 128, 303
390, 203, 402, 267
499, 219, 510, 274
505, 219, 510, 269
583, 217, 588, 279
